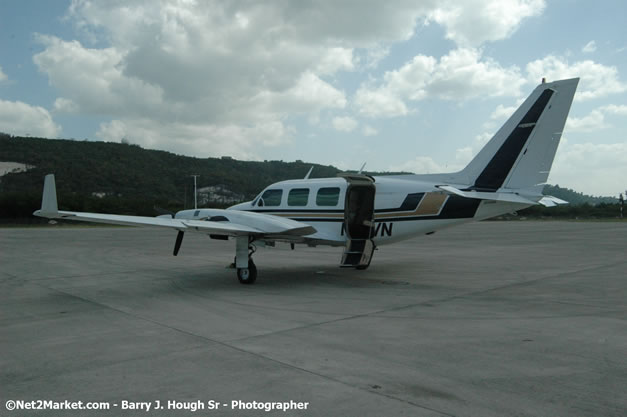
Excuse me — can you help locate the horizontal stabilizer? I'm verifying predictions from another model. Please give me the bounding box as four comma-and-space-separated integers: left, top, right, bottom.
538, 195, 569, 207
436, 185, 538, 205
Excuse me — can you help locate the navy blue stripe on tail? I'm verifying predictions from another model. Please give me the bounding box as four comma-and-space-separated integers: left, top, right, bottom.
471, 89, 554, 191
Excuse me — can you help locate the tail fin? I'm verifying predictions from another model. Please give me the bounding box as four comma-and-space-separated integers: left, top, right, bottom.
33, 174, 59, 218
459, 78, 578, 191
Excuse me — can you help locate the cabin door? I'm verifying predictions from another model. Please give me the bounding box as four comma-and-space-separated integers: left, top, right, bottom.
340, 175, 376, 268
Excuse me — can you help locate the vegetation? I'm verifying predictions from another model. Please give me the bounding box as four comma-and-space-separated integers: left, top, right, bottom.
0, 134, 623, 223
541, 184, 617, 205
500, 203, 624, 220
0, 135, 378, 222
506, 184, 623, 220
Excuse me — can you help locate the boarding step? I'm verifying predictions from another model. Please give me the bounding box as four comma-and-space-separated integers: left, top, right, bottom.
340, 239, 375, 268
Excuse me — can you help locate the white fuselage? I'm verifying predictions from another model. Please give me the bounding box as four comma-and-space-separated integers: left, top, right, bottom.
176, 175, 530, 246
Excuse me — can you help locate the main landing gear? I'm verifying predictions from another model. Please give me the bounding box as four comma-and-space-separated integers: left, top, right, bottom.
235, 236, 257, 284
237, 259, 257, 284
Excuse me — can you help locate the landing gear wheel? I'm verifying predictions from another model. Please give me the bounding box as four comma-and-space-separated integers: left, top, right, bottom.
237, 259, 257, 284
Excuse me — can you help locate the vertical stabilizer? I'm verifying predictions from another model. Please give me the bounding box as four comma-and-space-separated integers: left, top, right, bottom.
39, 174, 59, 215
459, 78, 578, 191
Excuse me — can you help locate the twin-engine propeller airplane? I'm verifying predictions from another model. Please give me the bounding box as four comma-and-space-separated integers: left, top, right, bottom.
35, 78, 578, 284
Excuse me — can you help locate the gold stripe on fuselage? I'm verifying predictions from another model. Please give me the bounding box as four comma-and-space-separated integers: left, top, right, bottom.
375, 192, 448, 219
414, 192, 448, 215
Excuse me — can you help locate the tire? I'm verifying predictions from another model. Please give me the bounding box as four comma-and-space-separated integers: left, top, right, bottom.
237, 260, 257, 284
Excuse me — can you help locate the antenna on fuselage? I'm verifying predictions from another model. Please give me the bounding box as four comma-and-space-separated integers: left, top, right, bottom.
304, 166, 314, 180
357, 162, 367, 174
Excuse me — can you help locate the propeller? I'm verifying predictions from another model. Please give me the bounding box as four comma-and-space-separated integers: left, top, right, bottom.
173, 230, 184, 256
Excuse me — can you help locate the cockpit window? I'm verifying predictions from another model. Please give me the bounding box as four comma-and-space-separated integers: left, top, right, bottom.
260, 189, 282, 206
288, 188, 309, 206
316, 187, 340, 206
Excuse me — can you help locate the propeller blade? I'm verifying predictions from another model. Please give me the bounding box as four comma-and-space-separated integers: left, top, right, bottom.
173, 231, 184, 256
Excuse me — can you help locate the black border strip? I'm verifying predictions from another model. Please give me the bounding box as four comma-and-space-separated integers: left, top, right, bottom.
262, 196, 480, 222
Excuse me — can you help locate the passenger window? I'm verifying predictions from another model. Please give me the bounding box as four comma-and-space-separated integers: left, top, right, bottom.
288, 188, 309, 206
260, 189, 283, 206
316, 187, 340, 206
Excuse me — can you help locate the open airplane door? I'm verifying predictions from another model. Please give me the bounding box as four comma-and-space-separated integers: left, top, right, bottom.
339, 174, 376, 269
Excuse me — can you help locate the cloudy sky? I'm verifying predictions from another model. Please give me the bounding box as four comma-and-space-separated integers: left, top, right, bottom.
1, 0, 625, 196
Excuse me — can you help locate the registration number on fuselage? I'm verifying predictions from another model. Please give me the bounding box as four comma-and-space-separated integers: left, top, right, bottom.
340, 222, 393, 237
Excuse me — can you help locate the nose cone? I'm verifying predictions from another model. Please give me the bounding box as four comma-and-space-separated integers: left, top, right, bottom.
228, 201, 253, 211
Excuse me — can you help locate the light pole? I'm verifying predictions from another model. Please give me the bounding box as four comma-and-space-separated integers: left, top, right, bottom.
191, 175, 200, 209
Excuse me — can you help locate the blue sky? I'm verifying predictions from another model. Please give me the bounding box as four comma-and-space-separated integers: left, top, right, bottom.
1, 0, 625, 196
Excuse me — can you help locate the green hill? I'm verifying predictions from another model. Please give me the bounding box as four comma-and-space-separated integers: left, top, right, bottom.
542, 184, 617, 205
0, 135, 344, 218
0, 134, 621, 221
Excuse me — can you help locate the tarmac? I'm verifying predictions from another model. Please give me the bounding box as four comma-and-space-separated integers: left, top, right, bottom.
1, 221, 626, 416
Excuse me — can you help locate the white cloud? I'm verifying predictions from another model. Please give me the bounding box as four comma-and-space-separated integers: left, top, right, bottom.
252, 72, 346, 117
390, 156, 448, 174
332, 116, 358, 132
526, 55, 627, 101
566, 104, 627, 132
96, 119, 291, 160
451, 133, 493, 167
0, 99, 60, 137
38, 1, 438, 158
427, 49, 526, 99
382, 54, 437, 101
363, 46, 390, 69
355, 48, 525, 117
391, 146, 472, 173
490, 103, 519, 121
474, 132, 492, 146
0, 66, 7, 82
566, 110, 607, 132
582, 40, 596, 53
454, 146, 474, 166
27, 0, 548, 159
53, 98, 79, 113
316, 48, 355, 75
362, 125, 378, 136
601, 104, 627, 116
482, 102, 520, 130
354, 84, 409, 118
550, 142, 627, 196
428, 0, 545, 47
33, 35, 165, 118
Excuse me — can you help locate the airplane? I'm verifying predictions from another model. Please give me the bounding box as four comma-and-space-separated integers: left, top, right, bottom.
34, 77, 579, 284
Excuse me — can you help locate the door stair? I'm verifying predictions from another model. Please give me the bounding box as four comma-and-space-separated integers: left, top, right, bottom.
340, 238, 375, 268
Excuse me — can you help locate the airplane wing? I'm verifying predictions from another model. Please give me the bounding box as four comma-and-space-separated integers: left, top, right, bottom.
33, 174, 316, 237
